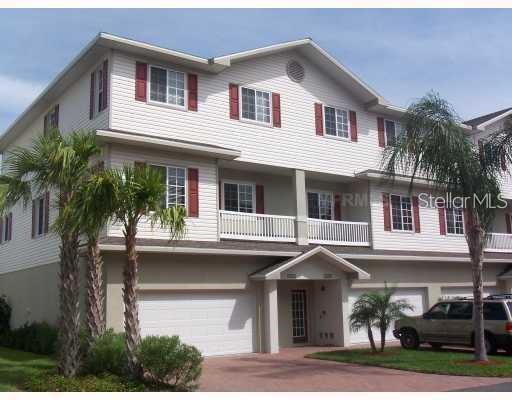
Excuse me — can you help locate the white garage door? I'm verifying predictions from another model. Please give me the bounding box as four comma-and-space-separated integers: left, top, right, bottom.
348, 288, 426, 345
139, 291, 256, 356
441, 286, 498, 300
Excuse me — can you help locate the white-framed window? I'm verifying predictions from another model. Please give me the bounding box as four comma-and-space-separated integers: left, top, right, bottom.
34, 196, 46, 237
384, 119, 401, 146
307, 191, 333, 220
240, 87, 271, 124
149, 65, 186, 107
223, 181, 255, 213
2, 214, 12, 242
390, 194, 413, 231
324, 106, 349, 138
446, 207, 464, 235
43, 105, 59, 135
150, 165, 187, 209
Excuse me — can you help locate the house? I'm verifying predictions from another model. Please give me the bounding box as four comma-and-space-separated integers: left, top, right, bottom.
1, 33, 511, 356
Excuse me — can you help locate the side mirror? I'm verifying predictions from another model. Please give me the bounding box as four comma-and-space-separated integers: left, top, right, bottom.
422, 312, 430, 319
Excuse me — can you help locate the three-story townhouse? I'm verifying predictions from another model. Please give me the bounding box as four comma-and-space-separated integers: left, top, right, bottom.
1, 33, 511, 356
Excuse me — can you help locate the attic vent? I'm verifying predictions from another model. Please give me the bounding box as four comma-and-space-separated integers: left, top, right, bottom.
286, 60, 305, 83
286, 273, 297, 279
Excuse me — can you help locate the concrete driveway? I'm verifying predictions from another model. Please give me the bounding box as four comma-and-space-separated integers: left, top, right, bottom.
200, 347, 511, 391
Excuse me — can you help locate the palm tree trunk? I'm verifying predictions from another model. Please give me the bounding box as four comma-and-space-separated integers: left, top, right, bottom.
367, 324, 377, 353
465, 207, 488, 362
380, 327, 386, 352
123, 223, 142, 377
57, 232, 81, 377
85, 237, 105, 345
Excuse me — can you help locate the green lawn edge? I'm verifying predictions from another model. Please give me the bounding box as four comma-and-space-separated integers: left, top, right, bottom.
306, 347, 512, 378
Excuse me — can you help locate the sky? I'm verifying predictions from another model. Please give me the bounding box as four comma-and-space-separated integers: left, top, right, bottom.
0, 8, 511, 133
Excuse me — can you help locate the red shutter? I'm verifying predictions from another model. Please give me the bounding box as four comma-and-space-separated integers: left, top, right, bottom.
334, 193, 342, 221
188, 168, 199, 218
438, 207, 447, 235
412, 196, 421, 233
377, 117, 385, 147
256, 185, 265, 214
44, 192, 50, 234
8, 212, 12, 241
188, 73, 198, 111
31, 200, 36, 238
506, 214, 512, 234
54, 104, 59, 130
89, 72, 95, 119
229, 84, 239, 119
272, 92, 281, 128
349, 110, 358, 142
102, 59, 108, 111
382, 193, 391, 231
314, 103, 323, 136
135, 62, 148, 102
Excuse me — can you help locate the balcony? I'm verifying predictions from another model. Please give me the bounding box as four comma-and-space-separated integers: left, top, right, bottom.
219, 210, 370, 246
485, 233, 512, 252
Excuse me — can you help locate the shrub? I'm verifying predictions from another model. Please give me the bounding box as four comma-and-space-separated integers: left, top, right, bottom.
0, 295, 11, 334
0, 322, 57, 355
82, 329, 127, 376
137, 335, 203, 391
25, 372, 146, 392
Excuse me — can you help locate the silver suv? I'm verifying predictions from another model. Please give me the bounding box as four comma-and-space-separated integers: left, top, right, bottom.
393, 294, 512, 354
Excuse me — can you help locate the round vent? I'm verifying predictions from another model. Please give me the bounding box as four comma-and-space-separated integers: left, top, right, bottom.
286, 60, 305, 83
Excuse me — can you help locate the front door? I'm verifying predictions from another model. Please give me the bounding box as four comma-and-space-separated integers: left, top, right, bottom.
291, 289, 308, 344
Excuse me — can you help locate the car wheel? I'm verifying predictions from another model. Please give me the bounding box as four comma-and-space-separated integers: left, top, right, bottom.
429, 342, 442, 350
485, 334, 497, 355
400, 329, 420, 350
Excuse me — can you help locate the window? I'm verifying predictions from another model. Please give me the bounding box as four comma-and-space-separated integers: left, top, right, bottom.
34, 196, 46, 237
150, 165, 187, 209
484, 303, 507, 320
96, 64, 104, 113
241, 87, 271, 123
149, 66, 185, 107
44, 105, 59, 135
390, 194, 413, 231
384, 120, 401, 146
446, 207, 464, 235
307, 191, 332, 220
324, 106, 349, 138
2, 213, 12, 242
223, 182, 254, 213
446, 302, 472, 320
426, 302, 450, 319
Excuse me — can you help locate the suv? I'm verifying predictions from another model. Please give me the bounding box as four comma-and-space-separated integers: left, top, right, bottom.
393, 294, 512, 354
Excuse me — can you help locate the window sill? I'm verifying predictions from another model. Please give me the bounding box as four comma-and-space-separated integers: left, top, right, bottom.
147, 100, 188, 112
238, 117, 273, 129
322, 134, 351, 142
390, 229, 415, 234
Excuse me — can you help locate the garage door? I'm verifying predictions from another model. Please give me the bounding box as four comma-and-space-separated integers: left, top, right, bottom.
441, 286, 498, 300
139, 291, 256, 356
348, 288, 426, 345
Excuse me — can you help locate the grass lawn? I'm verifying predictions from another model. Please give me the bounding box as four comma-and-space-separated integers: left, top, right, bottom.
307, 346, 512, 377
0, 347, 55, 391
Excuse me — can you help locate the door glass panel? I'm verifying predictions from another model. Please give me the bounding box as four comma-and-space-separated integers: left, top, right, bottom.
291, 290, 307, 343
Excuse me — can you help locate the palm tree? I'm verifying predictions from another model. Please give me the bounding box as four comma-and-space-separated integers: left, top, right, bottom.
0, 129, 100, 376
382, 92, 503, 361
94, 164, 187, 377
365, 288, 413, 352
349, 294, 378, 353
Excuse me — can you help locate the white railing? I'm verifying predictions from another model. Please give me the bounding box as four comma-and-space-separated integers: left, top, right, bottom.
219, 210, 296, 242
307, 218, 370, 246
485, 233, 512, 252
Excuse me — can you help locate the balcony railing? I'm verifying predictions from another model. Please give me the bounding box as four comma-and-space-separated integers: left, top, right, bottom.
219, 210, 296, 242
307, 218, 370, 246
485, 233, 512, 252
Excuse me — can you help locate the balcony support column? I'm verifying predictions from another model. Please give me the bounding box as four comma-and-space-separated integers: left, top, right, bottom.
293, 169, 309, 245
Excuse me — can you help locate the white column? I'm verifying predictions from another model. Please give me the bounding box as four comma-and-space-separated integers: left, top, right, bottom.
339, 277, 351, 347
294, 169, 308, 245
263, 280, 279, 353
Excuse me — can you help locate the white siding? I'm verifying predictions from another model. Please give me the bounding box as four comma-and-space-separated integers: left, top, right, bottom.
369, 181, 469, 253
0, 60, 110, 274
106, 144, 218, 242
109, 50, 387, 178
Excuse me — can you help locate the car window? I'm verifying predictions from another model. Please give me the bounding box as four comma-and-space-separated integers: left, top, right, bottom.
507, 302, 512, 317
484, 303, 507, 320
427, 303, 450, 319
447, 302, 472, 320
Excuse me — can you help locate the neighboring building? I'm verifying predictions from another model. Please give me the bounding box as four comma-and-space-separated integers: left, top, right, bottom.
1, 33, 511, 356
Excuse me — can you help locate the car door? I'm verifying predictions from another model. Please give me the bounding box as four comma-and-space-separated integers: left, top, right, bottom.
419, 302, 450, 342
444, 301, 473, 345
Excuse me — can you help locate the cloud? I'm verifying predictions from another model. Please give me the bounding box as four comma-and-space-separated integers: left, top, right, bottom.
0, 74, 45, 114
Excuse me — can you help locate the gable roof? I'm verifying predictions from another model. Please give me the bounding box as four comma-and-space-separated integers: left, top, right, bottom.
0, 33, 402, 150
464, 107, 512, 129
